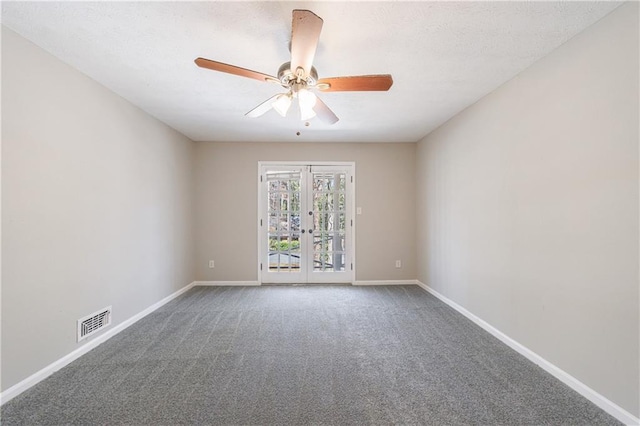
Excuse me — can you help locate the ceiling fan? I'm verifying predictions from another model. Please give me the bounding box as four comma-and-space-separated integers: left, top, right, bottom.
195, 9, 393, 125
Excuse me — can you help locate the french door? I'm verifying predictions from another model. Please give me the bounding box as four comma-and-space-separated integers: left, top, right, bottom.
259, 163, 354, 284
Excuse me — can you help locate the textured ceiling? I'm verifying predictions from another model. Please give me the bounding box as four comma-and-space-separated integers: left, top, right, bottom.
1, 1, 621, 143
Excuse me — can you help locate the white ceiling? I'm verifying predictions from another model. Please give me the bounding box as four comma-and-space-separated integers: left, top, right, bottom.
1, 1, 621, 143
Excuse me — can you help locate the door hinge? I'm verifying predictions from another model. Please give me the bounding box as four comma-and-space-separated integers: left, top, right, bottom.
351, 219, 353, 226
260, 219, 263, 226
260, 263, 263, 271
351, 263, 353, 271
351, 175, 353, 183
260, 175, 263, 182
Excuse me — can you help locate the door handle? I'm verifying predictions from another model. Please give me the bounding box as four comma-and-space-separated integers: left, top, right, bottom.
308, 229, 313, 234
301, 229, 305, 234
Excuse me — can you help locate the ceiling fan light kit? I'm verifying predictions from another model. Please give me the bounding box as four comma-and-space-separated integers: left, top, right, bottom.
297, 89, 317, 120
195, 9, 393, 126
271, 94, 291, 117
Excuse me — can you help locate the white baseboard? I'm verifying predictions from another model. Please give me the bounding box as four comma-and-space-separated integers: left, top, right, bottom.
415, 281, 639, 426
0, 281, 196, 406
353, 279, 418, 286
196, 280, 416, 287
196, 281, 417, 287
194, 281, 260, 286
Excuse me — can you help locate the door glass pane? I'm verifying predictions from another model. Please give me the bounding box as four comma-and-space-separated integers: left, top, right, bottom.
338, 213, 345, 231
289, 253, 300, 270
268, 214, 278, 232
268, 252, 279, 271
311, 171, 347, 275
311, 251, 344, 272
290, 214, 300, 232
291, 192, 301, 212
312, 251, 336, 271
266, 170, 301, 273
290, 234, 301, 252
332, 252, 345, 272
268, 235, 278, 250
338, 193, 345, 212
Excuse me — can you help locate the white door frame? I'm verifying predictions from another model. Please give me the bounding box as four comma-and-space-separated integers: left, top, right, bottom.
257, 161, 356, 284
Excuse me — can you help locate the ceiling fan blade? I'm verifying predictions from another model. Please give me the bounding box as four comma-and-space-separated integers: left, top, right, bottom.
313, 96, 339, 125
317, 75, 393, 92
245, 94, 281, 118
290, 10, 323, 77
195, 58, 278, 84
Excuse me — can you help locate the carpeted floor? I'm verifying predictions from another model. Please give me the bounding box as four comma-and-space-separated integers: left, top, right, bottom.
2, 285, 620, 425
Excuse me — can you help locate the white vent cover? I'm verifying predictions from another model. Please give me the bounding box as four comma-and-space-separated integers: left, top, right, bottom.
77, 306, 112, 342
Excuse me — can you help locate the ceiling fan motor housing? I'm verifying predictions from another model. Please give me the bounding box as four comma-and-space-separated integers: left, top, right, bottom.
277, 62, 318, 88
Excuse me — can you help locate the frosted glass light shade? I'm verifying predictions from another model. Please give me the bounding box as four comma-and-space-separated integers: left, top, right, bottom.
298, 89, 317, 110
298, 89, 317, 120
272, 94, 292, 117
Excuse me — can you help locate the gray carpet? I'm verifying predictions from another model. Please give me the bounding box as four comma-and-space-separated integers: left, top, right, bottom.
2, 285, 620, 425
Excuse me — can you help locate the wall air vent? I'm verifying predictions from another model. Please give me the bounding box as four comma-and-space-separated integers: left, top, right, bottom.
77, 306, 112, 342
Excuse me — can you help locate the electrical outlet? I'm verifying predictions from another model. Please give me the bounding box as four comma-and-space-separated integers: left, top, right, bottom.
395, 260, 402, 268
209, 260, 215, 268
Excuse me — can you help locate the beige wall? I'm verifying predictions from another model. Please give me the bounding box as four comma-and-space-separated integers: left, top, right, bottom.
194, 142, 416, 282
416, 3, 639, 417
1, 28, 196, 391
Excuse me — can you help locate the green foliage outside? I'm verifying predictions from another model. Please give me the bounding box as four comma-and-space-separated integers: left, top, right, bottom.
269, 239, 301, 252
